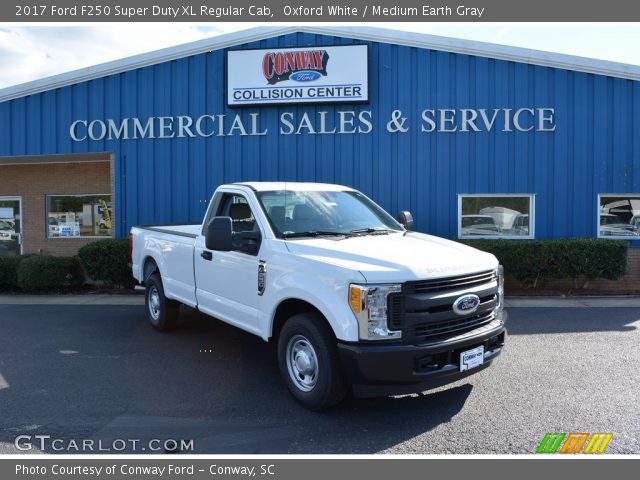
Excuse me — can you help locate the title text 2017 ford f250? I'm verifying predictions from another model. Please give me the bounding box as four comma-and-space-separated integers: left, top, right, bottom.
130, 183, 506, 410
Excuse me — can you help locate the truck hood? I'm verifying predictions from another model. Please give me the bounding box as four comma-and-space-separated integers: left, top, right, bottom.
284, 231, 497, 283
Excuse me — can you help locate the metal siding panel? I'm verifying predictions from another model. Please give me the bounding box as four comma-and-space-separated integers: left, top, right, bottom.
42, 90, 57, 153
634, 83, 640, 192
0, 102, 10, 155
102, 74, 122, 235
612, 79, 632, 191
55, 85, 73, 154
434, 51, 454, 235
412, 45, 429, 231
452, 53, 471, 237
376, 42, 393, 215
395, 45, 412, 222
552, 69, 570, 237
87, 79, 104, 154
492, 60, 509, 195
592, 75, 610, 218
153, 62, 173, 224
25, 94, 41, 155
171, 58, 190, 220
572, 73, 590, 236
119, 70, 139, 232
10, 98, 26, 155
136, 65, 155, 224
407, 46, 420, 225
533, 66, 553, 239
187, 56, 207, 222
71, 82, 88, 155
205, 49, 226, 194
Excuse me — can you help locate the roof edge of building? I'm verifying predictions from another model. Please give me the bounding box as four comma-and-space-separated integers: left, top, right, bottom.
1, 25, 639, 103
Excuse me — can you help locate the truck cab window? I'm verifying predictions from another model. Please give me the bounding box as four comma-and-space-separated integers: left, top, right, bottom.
218, 195, 257, 233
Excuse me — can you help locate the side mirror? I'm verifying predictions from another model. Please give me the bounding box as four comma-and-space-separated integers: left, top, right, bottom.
398, 211, 414, 231
205, 217, 233, 251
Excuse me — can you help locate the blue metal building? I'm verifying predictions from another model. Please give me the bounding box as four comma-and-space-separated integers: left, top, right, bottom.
1, 26, 640, 256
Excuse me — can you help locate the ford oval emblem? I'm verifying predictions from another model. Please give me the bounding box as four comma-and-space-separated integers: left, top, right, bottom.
290, 70, 322, 82
452, 294, 481, 316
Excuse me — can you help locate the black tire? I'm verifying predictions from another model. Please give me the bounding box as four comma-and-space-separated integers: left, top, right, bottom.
145, 273, 180, 331
277, 313, 348, 410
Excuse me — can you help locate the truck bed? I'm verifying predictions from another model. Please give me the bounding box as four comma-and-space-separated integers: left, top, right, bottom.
131, 224, 200, 307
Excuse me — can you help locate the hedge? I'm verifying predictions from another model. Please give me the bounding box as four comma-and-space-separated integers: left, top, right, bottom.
0, 255, 29, 292
461, 238, 628, 288
78, 238, 135, 288
16, 256, 85, 292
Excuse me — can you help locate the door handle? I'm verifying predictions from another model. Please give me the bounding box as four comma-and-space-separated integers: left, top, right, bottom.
200, 250, 212, 261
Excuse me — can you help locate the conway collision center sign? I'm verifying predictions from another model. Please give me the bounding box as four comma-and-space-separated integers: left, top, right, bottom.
227, 45, 368, 106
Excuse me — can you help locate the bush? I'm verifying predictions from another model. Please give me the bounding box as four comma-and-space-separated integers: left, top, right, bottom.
17, 256, 85, 292
461, 238, 628, 288
0, 255, 27, 291
78, 238, 135, 288
0, 255, 36, 292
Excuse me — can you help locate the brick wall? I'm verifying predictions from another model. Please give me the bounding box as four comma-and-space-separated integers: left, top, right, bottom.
0, 160, 113, 256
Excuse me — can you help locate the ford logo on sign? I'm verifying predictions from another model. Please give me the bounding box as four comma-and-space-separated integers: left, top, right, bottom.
452, 294, 481, 316
290, 70, 322, 82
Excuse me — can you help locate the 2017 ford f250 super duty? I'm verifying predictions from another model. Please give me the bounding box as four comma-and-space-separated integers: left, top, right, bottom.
130, 182, 507, 410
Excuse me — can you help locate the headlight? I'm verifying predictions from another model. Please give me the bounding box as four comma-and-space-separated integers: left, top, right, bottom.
496, 265, 505, 312
349, 284, 402, 340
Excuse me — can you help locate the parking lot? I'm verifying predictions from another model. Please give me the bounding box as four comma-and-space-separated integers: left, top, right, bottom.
0, 299, 639, 454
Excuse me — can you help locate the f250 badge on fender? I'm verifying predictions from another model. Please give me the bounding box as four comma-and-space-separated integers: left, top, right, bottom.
452, 294, 481, 315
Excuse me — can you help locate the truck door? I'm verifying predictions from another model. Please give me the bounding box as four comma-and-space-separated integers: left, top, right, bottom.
194, 192, 262, 336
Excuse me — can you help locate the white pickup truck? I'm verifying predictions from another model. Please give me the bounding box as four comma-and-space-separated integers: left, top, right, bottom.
131, 182, 506, 410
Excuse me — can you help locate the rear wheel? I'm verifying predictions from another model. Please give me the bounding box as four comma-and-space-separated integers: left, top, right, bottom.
145, 273, 180, 331
277, 313, 348, 410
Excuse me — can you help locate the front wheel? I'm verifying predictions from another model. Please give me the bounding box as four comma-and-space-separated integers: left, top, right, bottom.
277, 313, 348, 410
145, 273, 180, 331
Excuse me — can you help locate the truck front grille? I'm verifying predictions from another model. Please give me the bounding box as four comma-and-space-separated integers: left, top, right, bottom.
388, 269, 499, 344
404, 270, 497, 294
412, 312, 495, 342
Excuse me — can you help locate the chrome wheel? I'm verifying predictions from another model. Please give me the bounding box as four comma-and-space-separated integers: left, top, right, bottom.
148, 286, 161, 323
286, 334, 318, 392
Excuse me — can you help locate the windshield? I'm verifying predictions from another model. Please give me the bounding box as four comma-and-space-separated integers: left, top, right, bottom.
462, 216, 495, 227
257, 190, 403, 238
600, 214, 625, 225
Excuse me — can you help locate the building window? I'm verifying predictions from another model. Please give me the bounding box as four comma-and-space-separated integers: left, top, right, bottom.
458, 194, 535, 239
46, 194, 113, 238
598, 195, 640, 238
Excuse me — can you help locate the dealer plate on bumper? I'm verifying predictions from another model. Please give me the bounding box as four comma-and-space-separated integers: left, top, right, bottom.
460, 345, 484, 372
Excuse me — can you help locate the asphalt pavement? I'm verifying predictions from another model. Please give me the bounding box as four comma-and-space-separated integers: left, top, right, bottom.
0, 298, 638, 454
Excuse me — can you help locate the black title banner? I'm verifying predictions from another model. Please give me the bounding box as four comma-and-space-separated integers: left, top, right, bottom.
5, 0, 640, 21
3, 458, 640, 480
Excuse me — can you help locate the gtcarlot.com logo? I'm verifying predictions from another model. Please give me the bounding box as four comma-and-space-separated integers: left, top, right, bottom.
536, 432, 613, 454
14, 435, 194, 452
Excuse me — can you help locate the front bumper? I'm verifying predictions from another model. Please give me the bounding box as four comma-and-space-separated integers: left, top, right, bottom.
338, 311, 507, 397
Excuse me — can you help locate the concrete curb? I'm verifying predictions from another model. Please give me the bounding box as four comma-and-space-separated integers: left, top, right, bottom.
1, 294, 640, 307
504, 296, 640, 308
0, 294, 144, 305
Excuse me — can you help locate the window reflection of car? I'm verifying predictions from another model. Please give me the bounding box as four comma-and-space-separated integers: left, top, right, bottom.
599, 213, 637, 236
0, 220, 17, 241
478, 206, 521, 231
48, 217, 60, 237
0, 218, 15, 229
461, 215, 500, 236
629, 215, 640, 233
510, 214, 529, 236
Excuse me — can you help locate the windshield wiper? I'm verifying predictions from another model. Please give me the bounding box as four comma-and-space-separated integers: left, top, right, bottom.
349, 228, 397, 235
282, 231, 350, 239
